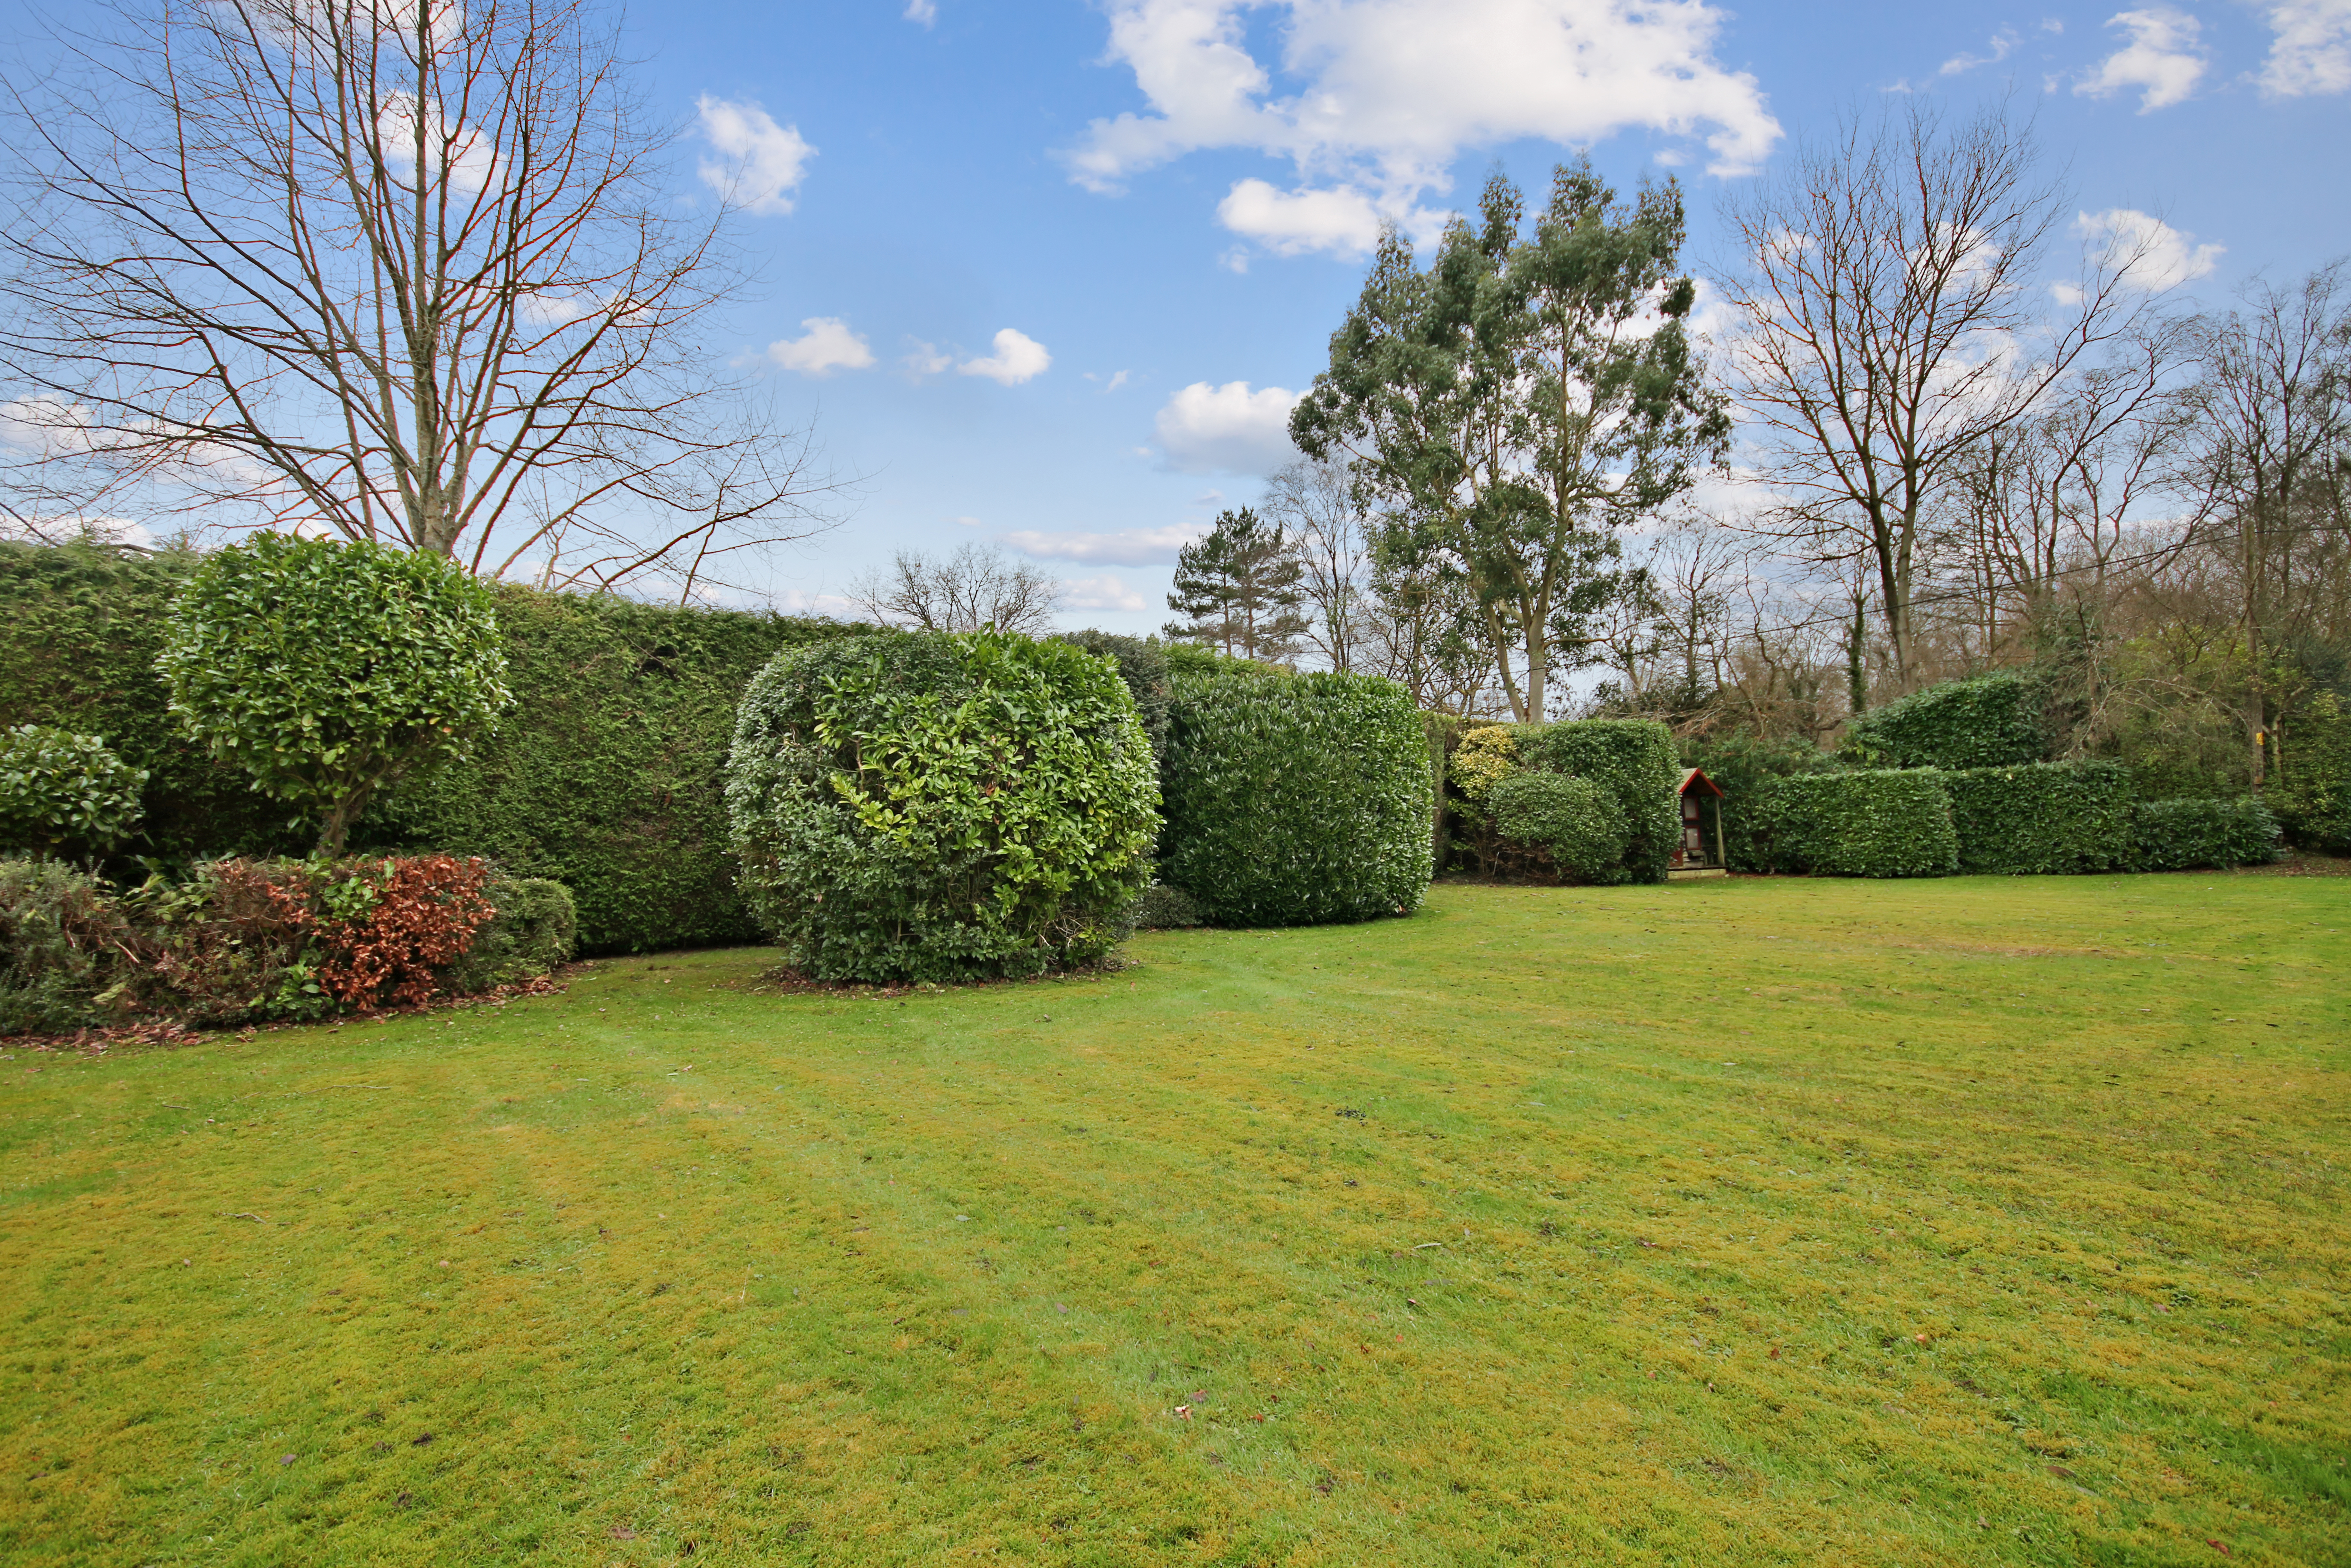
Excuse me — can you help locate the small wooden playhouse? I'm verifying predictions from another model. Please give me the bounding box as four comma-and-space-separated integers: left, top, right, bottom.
1668, 767, 1727, 879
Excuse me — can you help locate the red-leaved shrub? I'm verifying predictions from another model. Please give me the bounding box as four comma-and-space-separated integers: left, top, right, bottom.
317, 855, 494, 1009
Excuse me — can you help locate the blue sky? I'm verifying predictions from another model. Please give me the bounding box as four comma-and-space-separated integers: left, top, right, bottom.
646, 0, 2344, 630
27, 0, 2351, 624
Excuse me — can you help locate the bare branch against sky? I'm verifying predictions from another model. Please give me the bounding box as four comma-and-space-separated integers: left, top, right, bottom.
0, 0, 844, 596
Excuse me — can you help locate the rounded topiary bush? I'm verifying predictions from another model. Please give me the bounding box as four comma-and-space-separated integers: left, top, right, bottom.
1487, 771, 1628, 882
1159, 666, 1432, 927
725, 630, 1160, 983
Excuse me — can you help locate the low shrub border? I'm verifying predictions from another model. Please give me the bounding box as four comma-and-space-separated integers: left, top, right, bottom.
0, 856, 577, 1037
2128, 798, 2279, 872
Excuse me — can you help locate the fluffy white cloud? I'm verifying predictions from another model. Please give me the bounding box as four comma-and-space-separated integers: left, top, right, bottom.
1064, 0, 1782, 239
957, 328, 1052, 386
2260, 0, 2351, 96
1153, 381, 1302, 474
1001, 524, 1209, 566
2076, 208, 2223, 291
904, 0, 939, 24
1216, 178, 1407, 258
1059, 574, 1150, 611
2075, 9, 2206, 111
766, 317, 875, 375
696, 96, 815, 215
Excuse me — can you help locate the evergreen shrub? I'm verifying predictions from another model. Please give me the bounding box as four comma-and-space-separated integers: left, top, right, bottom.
1943, 761, 2136, 875
1127, 883, 1205, 929
2128, 798, 2280, 872
1449, 725, 1520, 804
1843, 672, 2043, 770
1753, 770, 1959, 877
1161, 666, 1431, 926
1514, 720, 1681, 883
0, 725, 148, 857
1487, 772, 1628, 883
1055, 631, 1173, 760
726, 630, 1160, 982
158, 534, 511, 853
0, 542, 868, 953
0, 859, 130, 1035
0, 855, 575, 1035
2272, 693, 2351, 853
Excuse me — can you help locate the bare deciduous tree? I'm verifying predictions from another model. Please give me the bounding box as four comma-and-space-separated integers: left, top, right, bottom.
2178, 264, 2351, 785
0, 0, 839, 594
1261, 457, 1372, 673
1717, 99, 2153, 685
847, 543, 1063, 635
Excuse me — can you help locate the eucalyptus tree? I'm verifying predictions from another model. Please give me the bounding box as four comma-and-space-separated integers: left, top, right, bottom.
1291, 160, 1729, 721
0, 0, 836, 595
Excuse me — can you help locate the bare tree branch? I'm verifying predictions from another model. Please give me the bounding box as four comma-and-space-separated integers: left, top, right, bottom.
0, 0, 843, 588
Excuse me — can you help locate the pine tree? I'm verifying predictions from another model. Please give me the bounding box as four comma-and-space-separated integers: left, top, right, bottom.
1162, 508, 1310, 661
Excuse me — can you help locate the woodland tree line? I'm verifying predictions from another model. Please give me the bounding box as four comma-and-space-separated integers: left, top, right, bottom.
1164, 106, 2348, 807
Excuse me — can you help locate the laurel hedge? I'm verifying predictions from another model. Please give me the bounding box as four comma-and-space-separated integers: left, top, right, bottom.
2128, 798, 2279, 872
1750, 769, 1961, 878
726, 630, 1160, 982
1943, 761, 2138, 875
0, 540, 868, 953
1513, 720, 1683, 884
1843, 671, 2044, 771
1159, 664, 1432, 926
1487, 772, 1628, 883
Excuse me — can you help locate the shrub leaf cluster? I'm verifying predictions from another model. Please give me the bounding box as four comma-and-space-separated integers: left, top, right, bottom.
1159, 664, 1432, 926
726, 630, 1159, 982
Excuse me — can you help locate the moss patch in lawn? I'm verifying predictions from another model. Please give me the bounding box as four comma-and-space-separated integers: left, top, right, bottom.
1, 876, 2346, 1565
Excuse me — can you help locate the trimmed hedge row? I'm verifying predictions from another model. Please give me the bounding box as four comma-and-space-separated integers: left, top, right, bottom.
2130, 798, 2280, 872
1944, 761, 2136, 875
1750, 770, 1962, 877
1160, 664, 1432, 926
1514, 721, 1682, 885
1843, 671, 2043, 770
0, 541, 869, 954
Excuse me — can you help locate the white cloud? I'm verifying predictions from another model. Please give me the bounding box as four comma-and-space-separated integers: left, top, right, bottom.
1002, 524, 1209, 566
1940, 29, 2019, 76
1153, 381, 1302, 475
1064, 0, 1783, 237
904, 0, 939, 24
903, 340, 955, 377
2074, 9, 2206, 111
2075, 207, 2223, 290
1084, 370, 1133, 392
2260, 0, 2351, 96
1060, 574, 1150, 612
696, 96, 815, 215
376, 93, 498, 193
766, 317, 875, 375
957, 328, 1052, 386
1216, 178, 1394, 259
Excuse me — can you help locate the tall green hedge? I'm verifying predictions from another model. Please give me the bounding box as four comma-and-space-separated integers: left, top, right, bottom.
0, 540, 869, 953
1752, 770, 1961, 877
2128, 798, 2279, 871
2273, 692, 2351, 853
1161, 666, 1432, 926
1513, 720, 1682, 885
1943, 761, 2136, 875
0, 542, 299, 856
1843, 672, 2044, 770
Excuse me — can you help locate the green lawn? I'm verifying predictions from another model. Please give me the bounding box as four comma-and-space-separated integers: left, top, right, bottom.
3, 877, 2346, 1566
